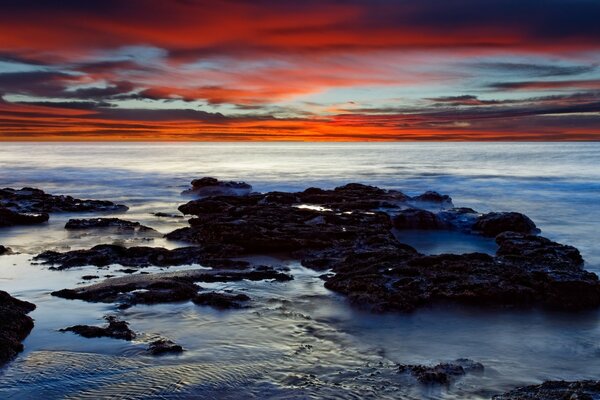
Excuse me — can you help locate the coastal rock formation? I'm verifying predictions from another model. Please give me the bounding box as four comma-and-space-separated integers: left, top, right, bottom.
494, 380, 600, 399
0, 245, 12, 255
0, 290, 36, 365
148, 339, 184, 355
410, 191, 453, 205
65, 218, 158, 234
0, 207, 49, 227
472, 212, 539, 236
0, 187, 128, 214
393, 208, 447, 230
193, 292, 250, 309
60, 316, 135, 340
183, 177, 252, 197
398, 358, 484, 384
51, 267, 290, 307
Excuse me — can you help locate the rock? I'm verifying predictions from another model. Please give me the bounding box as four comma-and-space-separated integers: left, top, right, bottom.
152, 212, 184, 219
493, 380, 600, 400
0, 245, 12, 255
472, 212, 539, 236
65, 218, 158, 234
393, 208, 448, 230
398, 358, 483, 385
60, 316, 135, 340
411, 191, 453, 205
0, 207, 49, 227
183, 177, 252, 197
148, 339, 184, 355
0, 187, 128, 214
117, 268, 139, 274
0, 291, 36, 365
51, 267, 290, 306
193, 292, 250, 309
81, 275, 100, 280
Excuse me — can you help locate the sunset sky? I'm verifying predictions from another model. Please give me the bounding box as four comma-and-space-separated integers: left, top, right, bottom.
1, 0, 599, 141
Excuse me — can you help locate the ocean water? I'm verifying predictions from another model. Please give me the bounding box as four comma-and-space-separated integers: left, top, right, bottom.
0, 142, 599, 399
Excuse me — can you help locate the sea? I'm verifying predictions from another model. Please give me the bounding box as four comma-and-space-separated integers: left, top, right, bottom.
0, 142, 599, 399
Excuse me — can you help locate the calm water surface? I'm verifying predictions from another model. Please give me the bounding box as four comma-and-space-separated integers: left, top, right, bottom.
0, 142, 599, 399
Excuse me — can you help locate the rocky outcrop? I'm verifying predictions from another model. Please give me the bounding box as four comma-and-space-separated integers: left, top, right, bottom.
192, 292, 250, 309
183, 177, 252, 197
0, 187, 128, 214
0, 291, 36, 365
472, 212, 539, 236
0, 245, 12, 255
0, 207, 49, 227
494, 380, 600, 399
398, 358, 483, 384
411, 191, 452, 205
393, 208, 447, 230
148, 339, 183, 355
65, 218, 158, 234
60, 316, 135, 340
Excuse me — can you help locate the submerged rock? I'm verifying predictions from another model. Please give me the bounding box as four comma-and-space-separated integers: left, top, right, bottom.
0, 187, 128, 214
65, 218, 158, 234
411, 191, 453, 205
494, 380, 600, 399
398, 358, 483, 385
152, 212, 184, 219
182, 177, 252, 197
193, 292, 250, 309
0, 207, 49, 227
472, 212, 538, 236
60, 316, 135, 340
148, 339, 183, 355
393, 208, 448, 230
0, 291, 36, 365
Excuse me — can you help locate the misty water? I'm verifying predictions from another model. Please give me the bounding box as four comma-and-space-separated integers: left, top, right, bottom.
0, 142, 599, 399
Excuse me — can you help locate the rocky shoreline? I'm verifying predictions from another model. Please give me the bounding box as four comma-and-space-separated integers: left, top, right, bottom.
1, 179, 599, 398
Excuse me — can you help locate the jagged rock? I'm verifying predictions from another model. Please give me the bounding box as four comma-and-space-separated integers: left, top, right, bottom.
493, 380, 600, 399
60, 316, 135, 340
473, 212, 538, 236
193, 292, 250, 309
398, 358, 483, 384
411, 191, 453, 205
393, 208, 448, 230
0, 245, 12, 255
182, 177, 252, 197
148, 339, 183, 355
0, 207, 49, 227
65, 218, 158, 234
0, 187, 127, 214
0, 291, 36, 365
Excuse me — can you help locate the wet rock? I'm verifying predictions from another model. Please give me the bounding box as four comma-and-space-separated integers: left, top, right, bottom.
494, 380, 600, 400
0, 245, 12, 255
65, 218, 158, 234
0, 187, 128, 214
60, 316, 135, 340
81, 275, 100, 280
35, 244, 210, 269
152, 212, 184, 219
472, 212, 538, 236
51, 267, 290, 306
193, 292, 250, 309
117, 268, 139, 274
0, 291, 36, 365
182, 177, 252, 197
0, 207, 49, 227
148, 339, 184, 355
411, 191, 453, 205
393, 208, 448, 230
398, 359, 483, 385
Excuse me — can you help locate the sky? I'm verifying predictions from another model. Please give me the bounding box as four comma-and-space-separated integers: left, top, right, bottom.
0, 0, 599, 141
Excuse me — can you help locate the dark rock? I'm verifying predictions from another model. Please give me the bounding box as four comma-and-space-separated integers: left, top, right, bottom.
183, 177, 252, 197
411, 191, 452, 205
494, 380, 600, 400
81, 275, 100, 280
60, 316, 135, 340
148, 339, 184, 355
193, 292, 250, 309
0, 245, 12, 255
393, 208, 447, 230
0, 291, 36, 365
152, 212, 184, 219
0, 187, 128, 214
0, 207, 49, 227
117, 268, 139, 274
473, 212, 539, 236
398, 359, 483, 385
65, 218, 158, 234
